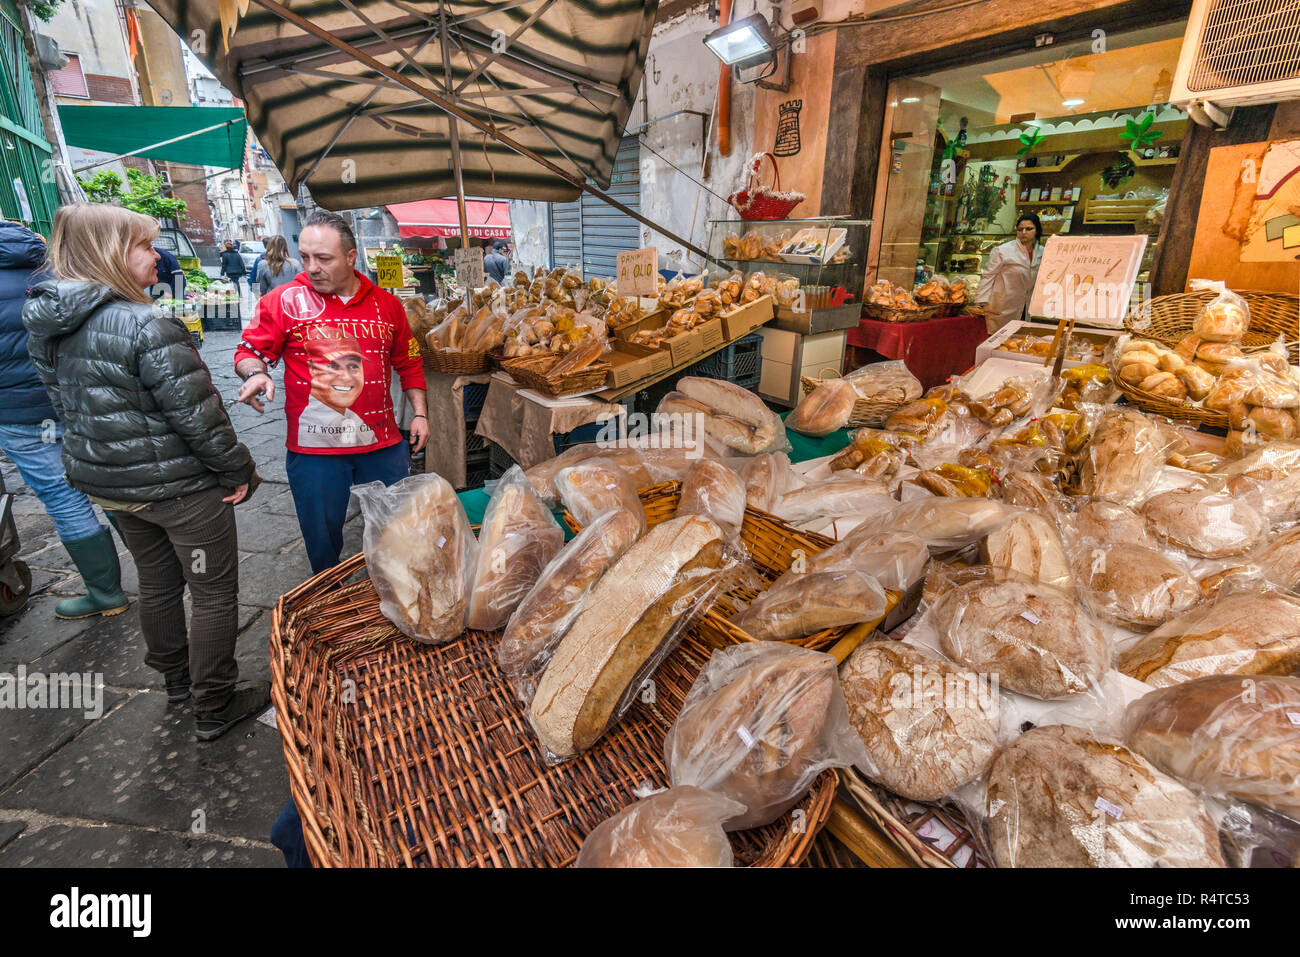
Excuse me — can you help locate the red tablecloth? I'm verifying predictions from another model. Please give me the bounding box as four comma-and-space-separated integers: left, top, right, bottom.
848, 314, 989, 390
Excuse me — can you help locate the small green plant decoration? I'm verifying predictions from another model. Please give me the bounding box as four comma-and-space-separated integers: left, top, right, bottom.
1016, 126, 1043, 157
1100, 153, 1137, 189
1121, 112, 1163, 152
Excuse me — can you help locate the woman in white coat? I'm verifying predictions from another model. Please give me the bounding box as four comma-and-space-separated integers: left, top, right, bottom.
974, 213, 1043, 334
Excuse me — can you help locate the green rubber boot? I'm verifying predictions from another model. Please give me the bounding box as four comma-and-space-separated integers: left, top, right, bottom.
55, 527, 129, 620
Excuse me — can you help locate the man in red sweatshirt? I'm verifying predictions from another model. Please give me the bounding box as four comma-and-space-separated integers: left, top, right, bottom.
233, 211, 428, 573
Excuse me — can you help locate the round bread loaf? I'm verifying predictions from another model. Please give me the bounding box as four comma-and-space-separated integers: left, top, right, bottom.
1079, 409, 1167, 506
1193, 301, 1249, 343
932, 578, 1108, 698
1140, 486, 1265, 559
840, 641, 998, 801
979, 511, 1074, 595
1072, 542, 1199, 628
1072, 500, 1152, 547
1124, 675, 1300, 820
788, 379, 857, 437
986, 724, 1225, 868
574, 786, 745, 868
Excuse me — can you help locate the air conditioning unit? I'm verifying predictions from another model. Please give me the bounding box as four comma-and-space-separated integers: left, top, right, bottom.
1171, 0, 1300, 129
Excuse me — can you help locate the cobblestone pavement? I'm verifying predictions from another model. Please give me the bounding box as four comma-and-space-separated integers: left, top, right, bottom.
0, 329, 361, 867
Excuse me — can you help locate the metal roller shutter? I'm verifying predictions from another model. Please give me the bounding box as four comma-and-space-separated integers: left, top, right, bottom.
550, 136, 641, 278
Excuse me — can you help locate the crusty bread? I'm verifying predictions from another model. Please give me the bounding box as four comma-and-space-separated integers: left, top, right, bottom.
772, 474, 890, 526
875, 497, 1014, 552
980, 512, 1073, 595
675, 459, 746, 540
737, 452, 793, 511
658, 393, 772, 455
840, 641, 997, 802
1072, 500, 1152, 547
1221, 441, 1300, 524
525, 444, 613, 504
732, 569, 888, 640
1140, 486, 1265, 559
678, 375, 776, 431
788, 379, 856, 437
574, 786, 743, 868
986, 724, 1225, 868
555, 464, 647, 534
498, 508, 641, 696
1072, 542, 1200, 628
1078, 409, 1166, 505
1193, 300, 1249, 343
933, 579, 1108, 698
1124, 675, 1300, 819
804, 528, 929, 591
530, 515, 725, 758
466, 477, 564, 631
1118, 591, 1300, 688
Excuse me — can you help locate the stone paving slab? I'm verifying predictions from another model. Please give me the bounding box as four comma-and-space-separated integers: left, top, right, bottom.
235, 550, 314, 609
0, 595, 99, 666
234, 511, 307, 555
0, 819, 24, 851
0, 821, 283, 867
0, 691, 289, 844
0, 688, 127, 791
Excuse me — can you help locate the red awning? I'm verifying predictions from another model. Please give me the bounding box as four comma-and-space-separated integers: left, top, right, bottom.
386, 199, 512, 240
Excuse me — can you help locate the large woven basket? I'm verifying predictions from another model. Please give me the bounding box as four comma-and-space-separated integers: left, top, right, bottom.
1113, 376, 1230, 426
563, 482, 904, 654
1124, 290, 1299, 364
269, 543, 835, 868
426, 348, 491, 375
799, 368, 915, 429
501, 353, 610, 397
862, 303, 941, 323
836, 769, 988, 868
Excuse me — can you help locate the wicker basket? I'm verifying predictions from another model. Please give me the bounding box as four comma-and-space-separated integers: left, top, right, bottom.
268, 552, 835, 867
837, 770, 988, 868
1125, 290, 1299, 364
1114, 376, 1230, 426
862, 302, 941, 323
799, 368, 915, 429
501, 353, 610, 397
426, 348, 491, 375
563, 482, 903, 654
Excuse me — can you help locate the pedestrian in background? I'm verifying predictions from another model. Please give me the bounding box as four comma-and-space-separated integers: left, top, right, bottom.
483, 239, 510, 284
24, 204, 265, 742
256, 234, 301, 296
151, 245, 186, 301
0, 219, 127, 620
219, 240, 246, 294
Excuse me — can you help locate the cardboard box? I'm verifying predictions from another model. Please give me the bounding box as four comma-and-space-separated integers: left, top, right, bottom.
612, 310, 669, 344
975, 319, 1119, 369
721, 295, 775, 340
605, 340, 671, 387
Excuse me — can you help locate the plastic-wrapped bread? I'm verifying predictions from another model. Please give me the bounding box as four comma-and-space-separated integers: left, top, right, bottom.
1118, 589, 1300, 688
863, 497, 1018, 553
731, 569, 889, 641
530, 516, 727, 760
735, 452, 795, 511
1072, 542, 1200, 628
666, 642, 870, 830
840, 641, 998, 802
803, 528, 929, 591
498, 508, 641, 703
555, 463, 647, 534
353, 473, 478, 644
787, 379, 856, 437
1124, 675, 1300, 820
771, 473, 891, 527
1221, 441, 1300, 524
1078, 408, 1171, 506
979, 512, 1074, 595
466, 467, 565, 632
575, 787, 745, 868
984, 724, 1225, 868
1140, 486, 1265, 559
931, 577, 1108, 698
1072, 500, 1153, 548
675, 459, 746, 541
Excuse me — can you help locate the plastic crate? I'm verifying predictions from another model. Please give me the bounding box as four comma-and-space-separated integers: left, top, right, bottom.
463, 449, 491, 490
466, 429, 488, 455
488, 441, 515, 479
688, 333, 762, 390
462, 381, 489, 420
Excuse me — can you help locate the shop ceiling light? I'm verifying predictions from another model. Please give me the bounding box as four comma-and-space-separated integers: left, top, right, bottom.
902, 97, 921, 103
1062, 98, 1085, 107
703, 14, 777, 66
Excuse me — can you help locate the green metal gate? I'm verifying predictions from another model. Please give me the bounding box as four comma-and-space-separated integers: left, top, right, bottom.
0, 0, 58, 235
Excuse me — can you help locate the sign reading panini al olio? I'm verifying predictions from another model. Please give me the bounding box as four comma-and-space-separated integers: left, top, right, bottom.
1028, 235, 1148, 328
374, 254, 403, 289
616, 246, 659, 296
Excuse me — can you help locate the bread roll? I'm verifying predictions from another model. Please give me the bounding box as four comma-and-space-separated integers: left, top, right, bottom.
555, 464, 647, 534
1125, 675, 1300, 819
1194, 300, 1249, 343
676, 459, 746, 540
498, 508, 641, 697
804, 528, 930, 591
1119, 591, 1300, 687
840, 641, 998, 802
677, 376, 775, 431
531, 515, 726, 758
1157, 352, 1186, 373
1204, 370, 1258, 412
1073, 500, 1152, 547
933, 579, 1108, 698
980, 512, 1074, 595
666, 642, 865, 830
1140, 486, 1265, 558
732, 569, 889, 640
574, 786, 743, 868
1139, 371, 1188, 400
1079, 409, 1167, 505
1119, 362, 1159, 385
1247, 376, 1300, 409
1174, 333, 1203, 362
1072, 542, 1199, 628
1176, 363, 1216, 400
986, 724, 1225, 868
360, 473, 477, 644
1247, 406, 1299, 440
788, 379, 856, 437
466, 471, 565, 631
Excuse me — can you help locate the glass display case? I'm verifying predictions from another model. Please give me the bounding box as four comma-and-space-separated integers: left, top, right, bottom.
704, 217, 872, 334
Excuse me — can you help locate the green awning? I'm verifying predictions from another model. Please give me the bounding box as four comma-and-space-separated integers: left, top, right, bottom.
56, 105, 247, 170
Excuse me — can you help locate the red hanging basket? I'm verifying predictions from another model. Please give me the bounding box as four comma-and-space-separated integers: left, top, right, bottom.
728, 152, 805, 221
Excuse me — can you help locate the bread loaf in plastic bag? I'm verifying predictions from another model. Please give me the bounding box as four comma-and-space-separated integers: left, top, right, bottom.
555, 463, 647, 534
574, 786, 745, 868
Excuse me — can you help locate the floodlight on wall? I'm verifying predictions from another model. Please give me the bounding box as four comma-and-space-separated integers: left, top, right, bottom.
704, 14, 777, 68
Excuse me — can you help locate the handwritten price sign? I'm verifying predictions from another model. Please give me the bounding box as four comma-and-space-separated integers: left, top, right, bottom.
454, 247, 485, 289
617, 247, 659, 296
375, 254, 403, 289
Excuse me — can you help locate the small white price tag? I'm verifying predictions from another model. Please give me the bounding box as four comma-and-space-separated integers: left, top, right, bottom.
453, 246, 485, 289
1095, 796, 1124, 820
1287, 712, 1300, 727
616, 246, 658, 296
1021, 611, 1041, 625
736, 725, 756, 748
